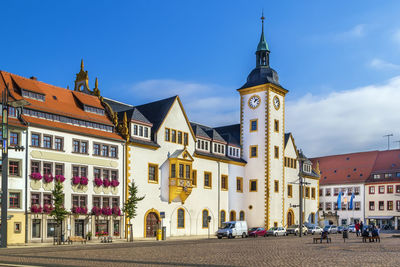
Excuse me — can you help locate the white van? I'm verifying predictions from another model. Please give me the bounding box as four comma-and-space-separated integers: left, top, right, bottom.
216, 221, 248, 239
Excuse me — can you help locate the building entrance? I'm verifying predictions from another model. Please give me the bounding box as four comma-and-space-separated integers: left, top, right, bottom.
145, 212, 159, 237
75, 220, 85, 237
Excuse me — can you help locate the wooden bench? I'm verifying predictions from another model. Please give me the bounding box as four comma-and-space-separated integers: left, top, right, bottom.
67, 236, 87, 244
101, 236, 113, 243
362, 236, 380, 243
313, 236, 331, 243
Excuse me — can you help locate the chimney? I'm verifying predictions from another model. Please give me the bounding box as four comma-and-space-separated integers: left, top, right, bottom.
30, 76, 37, 81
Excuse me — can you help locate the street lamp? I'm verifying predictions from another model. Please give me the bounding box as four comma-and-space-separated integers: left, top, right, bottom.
1, 88, 29, 248
297, 151, 310, 237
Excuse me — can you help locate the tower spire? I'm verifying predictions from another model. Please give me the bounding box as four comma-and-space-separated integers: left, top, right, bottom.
80, 59, 84, 71
255, 12, 270, 67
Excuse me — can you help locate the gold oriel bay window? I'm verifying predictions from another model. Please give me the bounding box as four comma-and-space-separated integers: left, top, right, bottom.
169, 149, 194, 204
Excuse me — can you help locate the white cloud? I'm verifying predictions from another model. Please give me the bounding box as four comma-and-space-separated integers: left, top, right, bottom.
128, 79, 239, 126
369, 58, 400, 70
286, 76, 400, 157
311, 24, 367, 42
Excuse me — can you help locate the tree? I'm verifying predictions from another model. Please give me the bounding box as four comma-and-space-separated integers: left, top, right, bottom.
51, 181, 68, 245
123, 180, 145, 242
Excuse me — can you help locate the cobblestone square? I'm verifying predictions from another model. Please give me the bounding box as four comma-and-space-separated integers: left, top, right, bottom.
0, 233, 399, 266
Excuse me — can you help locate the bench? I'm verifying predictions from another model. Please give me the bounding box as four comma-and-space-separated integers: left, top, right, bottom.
67, 236, 87, 244
313, 236, 331, 243
362, 236, 380, 243
101, 236, 113, 243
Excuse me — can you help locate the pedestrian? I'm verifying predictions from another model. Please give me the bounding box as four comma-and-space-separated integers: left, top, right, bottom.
360, 221, 364, 235
355, 222, 360, 237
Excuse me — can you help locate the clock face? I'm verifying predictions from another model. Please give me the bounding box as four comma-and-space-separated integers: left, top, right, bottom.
273, 96, 280, 110
248, 95, 261, 109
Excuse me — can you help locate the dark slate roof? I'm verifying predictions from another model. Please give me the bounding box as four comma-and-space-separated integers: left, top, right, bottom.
104, 98, 151, 125
191, 122, 227, 143
129, 137, 160, 148
206, 129, 226, 143
284, 133, 291, 147
194, 150, 246, 164
135, 96, 177, 132
240, 66, 280, 89
191, 123, 211, 139
214, 124, 241, 147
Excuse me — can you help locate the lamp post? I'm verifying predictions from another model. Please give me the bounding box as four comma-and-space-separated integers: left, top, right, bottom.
1, 88, 29, 248
297, 152, 310, 238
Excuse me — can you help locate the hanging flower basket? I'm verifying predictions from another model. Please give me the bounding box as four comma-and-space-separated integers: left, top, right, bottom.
55, 174, 65, 183
94, 178, 103, 187
72, 176, 81, 185
96, 231, 108, 237
112, 206, 121, 216
31, 204, 42, 213
43, 174, 54, 183
111, 180, 120, 187
30, 173, 42, 181
102, 207, 112, 216
80, 177, 88, 185
91, 206, 102, 216
73, 206, 88, 215
103, 179, 111, 187
43, 204, 54, 214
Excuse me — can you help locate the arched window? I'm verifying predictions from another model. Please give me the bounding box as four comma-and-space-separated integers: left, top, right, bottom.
177, 208, 185, 228
230, 210, 236, 221
220, 210, 226, 226
202, 209, 209, 228
239, 211, 245, 221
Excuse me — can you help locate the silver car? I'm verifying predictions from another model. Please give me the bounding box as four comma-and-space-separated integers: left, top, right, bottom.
307, 226, 323, 235
323, 225, 338, 234
266, 227, 287, 236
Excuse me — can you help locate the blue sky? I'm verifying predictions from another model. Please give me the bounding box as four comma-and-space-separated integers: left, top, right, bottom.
2, 1, 400, 156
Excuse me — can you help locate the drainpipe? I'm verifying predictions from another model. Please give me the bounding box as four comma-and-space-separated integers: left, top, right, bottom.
217, 161, 220, 228
122, 142, 125, 238
24, 127, 29, 243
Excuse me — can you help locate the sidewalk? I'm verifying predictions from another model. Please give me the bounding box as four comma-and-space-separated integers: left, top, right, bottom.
7, 235, 212, 249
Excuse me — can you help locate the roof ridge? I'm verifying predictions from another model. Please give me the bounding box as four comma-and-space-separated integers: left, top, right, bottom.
311, 149, 380, 159
135, 95, 177, 108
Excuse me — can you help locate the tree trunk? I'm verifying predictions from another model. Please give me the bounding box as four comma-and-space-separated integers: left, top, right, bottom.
57, 222, 61, 245
129, 224, 133, 242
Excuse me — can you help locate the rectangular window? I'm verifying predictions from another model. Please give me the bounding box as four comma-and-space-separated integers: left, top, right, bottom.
43, 162, 52, 175
325, 188, 331, 196
103, 197, 110, 208
31, 193, 40, 205
93, 197, 100, 207
10, 132, 19, 146
396, 185, 400, 193
378, 201, 384, 210
250, 145, 258, 158
204, 172, 212, 189
311, 187, 316, 199
319, 189, 323, 197
144, 127, 149, 138
184, 133, 188, 146
80, 166, 87, 178
274, 120, 279, 132
102, 145, 109, 157
192, 170, 197, 186
110, 146, 117, 158
249, 180, 257, 192
387, 201, 393, 211
165, 128, 170, 142
221, 175, 228, 190
355, 201, 361, 210
43, 135, 52, 149
274, 146, 279, 159
139, 126, 143, 136
397, 200, 400, 211
384, 173, 392, 178
185, 165, 191, 179
274, 180, 279, 193
319, 202, 323, 210
334, 188, 339, 196
236, 177, 243, 192
111, 170, 118, 181
43, 193, 52, 205
73, 140, 80, 153
178, 131, 183, 144
148, 164, 158, 183
93, 143, 100, 155
326, 202, 332, 210
171, 164, 176, 178
47, 220, 56, 237
179, 164, 184, 178
9, 192, 20, 208
288, 185, 293, 197
14, 222, 22, 234
54, 137, 63, 151
379, 186, 385, 194
112, 197, 119, 207
31, 133, 40, 147
305, 187, 310, 198
32, 219, 41, 238
72, 166, 79, 177
369, 186, 375, 194
250, 119, 257, 132
31, 161, 40, 174
387, 185, 393, 193
354, 187, 360, 195
9, 161, 20, 176
134, 125, 138, 135
171, 130, 176, 143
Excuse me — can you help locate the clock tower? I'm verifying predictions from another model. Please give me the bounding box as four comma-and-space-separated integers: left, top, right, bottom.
238, 14, 288, 229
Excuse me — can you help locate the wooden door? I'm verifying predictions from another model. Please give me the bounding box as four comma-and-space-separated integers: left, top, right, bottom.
287, 211, 294, 227
146, 212, 159, 237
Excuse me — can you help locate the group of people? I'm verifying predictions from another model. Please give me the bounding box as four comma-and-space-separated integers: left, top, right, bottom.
354, 221, 379, 238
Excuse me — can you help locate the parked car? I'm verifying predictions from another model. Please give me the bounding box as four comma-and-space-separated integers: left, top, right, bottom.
248, 227, 267, 237
337, 226, 348, 233
216, 221, 248, 239
266, 227, 287, 236
307, 226, 323, 235
323, 225, 338, 234
348, 224, 356, 233
286, 225, 307, 236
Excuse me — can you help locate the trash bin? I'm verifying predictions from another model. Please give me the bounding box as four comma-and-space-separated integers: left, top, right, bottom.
156, 229, 162, 240
342, 230, 348, 242
162, 226, 166, 240
61, 234, 65, 243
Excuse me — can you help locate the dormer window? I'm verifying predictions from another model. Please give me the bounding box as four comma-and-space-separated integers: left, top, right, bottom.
213, 143, 226, 155
84, 105, 105, 115
303, 164, 311, 173
196, 139, 210, 152
228, 146, 240, 158
22, 89, 45, 101
131, 123, 150, 140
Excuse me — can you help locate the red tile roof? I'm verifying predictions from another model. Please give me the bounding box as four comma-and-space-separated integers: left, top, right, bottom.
0, 70, 123, 141
311, 151, 379, 185
371, 149, 400, 173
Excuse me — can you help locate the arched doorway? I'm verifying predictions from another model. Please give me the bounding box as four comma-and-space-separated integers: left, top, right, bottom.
144, 209, 160, 237
287, 210, 294, 227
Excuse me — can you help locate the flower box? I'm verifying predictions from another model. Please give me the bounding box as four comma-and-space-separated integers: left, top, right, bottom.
112, 206, 121, 216
103, 179, 111, 187
30, 173, 42, 181
55, 175, 65, 183
111, 180, 119, 187
72, 176, 81, 185
73, 206, 88, 215
94, 177, 103, 187
43, 174, 54, 183
31, 204, 42, 213
80, 177, 88, 186
102, 207, 112, 216
43, 204, 54, 214
91, 206, 102, 216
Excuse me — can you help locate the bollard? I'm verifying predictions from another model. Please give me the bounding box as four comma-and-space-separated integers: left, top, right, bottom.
156, 229, 162, 241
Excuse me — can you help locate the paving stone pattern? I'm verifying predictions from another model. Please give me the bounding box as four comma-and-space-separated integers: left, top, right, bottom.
0, 234, 399, 266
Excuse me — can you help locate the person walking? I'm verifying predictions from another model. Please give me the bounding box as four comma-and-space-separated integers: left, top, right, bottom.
355, 222, 360, 237
360, 221, 364, 235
